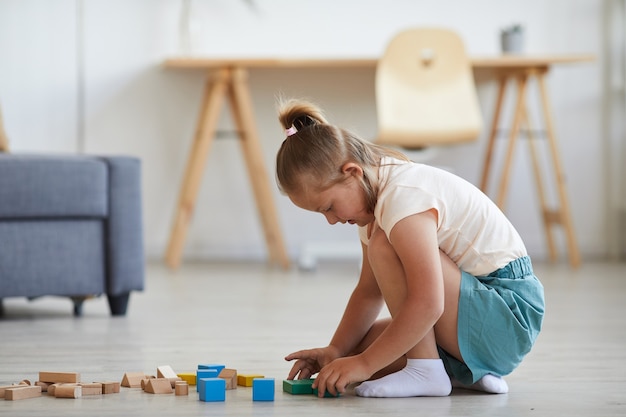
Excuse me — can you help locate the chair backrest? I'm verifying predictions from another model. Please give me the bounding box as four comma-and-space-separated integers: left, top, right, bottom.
375, 28, 482, 149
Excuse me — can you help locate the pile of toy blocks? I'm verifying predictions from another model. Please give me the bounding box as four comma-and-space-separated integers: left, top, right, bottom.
0, 372, 120, 400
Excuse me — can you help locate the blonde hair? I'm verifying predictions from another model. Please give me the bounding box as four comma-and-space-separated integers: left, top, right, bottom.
275, 98, 408, 213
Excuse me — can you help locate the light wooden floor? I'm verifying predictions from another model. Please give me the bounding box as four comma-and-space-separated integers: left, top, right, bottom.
1, 260, 625, 416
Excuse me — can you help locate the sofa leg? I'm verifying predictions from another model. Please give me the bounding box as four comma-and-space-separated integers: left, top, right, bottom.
107, 293, 130, 316
73, 299, 84, 317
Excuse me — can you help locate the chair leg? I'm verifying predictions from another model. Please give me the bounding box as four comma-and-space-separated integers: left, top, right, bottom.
107, 293, 130, 316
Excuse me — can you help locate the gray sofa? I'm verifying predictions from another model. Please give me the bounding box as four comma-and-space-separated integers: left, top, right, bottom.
0, 153, 144, 316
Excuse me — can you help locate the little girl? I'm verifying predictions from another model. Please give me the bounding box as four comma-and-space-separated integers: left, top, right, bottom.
277, 99, 544, 398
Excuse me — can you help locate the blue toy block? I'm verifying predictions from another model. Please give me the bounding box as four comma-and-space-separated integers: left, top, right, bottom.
198, 378, 226, 402
198, 364, 226, 374
196, 369, 219, 391
252, 378, 275, 401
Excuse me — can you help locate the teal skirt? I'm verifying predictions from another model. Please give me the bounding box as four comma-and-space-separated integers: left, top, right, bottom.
439, 256, 545, 385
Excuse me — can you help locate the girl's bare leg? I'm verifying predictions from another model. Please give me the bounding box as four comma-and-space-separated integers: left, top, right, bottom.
353, 226, 462, 397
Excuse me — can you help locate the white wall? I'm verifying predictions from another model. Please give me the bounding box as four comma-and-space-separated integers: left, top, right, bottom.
0, 0, 606, 264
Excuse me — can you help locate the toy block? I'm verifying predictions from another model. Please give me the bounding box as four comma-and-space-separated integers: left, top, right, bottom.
79, 383, 102, 396
198, 378, 226, 402
140, 378, 153, 390
47, 384, 60, 396
218, 368, 237, 390
145, 378, 173, 394
121, 372, 146, 388
175, 381, 189, 396
55, 384, 82, 399
97, 381, 120, 394
252, 378, 275, 401
157, 365, 182, 386
4, 385, 42, 400
312, 387, 340, 398
237, 374, 264, 387
283, 379, 314, 395
177, 373, 196, 385
198, 364, 226, 374
35, 381, 51, 392
39, 372, 80, 384
196, 369, 219, 392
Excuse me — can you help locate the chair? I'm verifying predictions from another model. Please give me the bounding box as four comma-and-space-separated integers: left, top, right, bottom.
375, 27, 482, 151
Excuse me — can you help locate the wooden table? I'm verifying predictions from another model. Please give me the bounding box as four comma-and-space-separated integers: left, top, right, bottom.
163, 54, 593, 269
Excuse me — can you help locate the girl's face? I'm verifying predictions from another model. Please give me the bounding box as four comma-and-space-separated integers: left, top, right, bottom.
289, 163, 375, 227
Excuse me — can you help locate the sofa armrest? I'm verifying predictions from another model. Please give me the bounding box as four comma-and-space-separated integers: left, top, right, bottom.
101, 156, 145, 295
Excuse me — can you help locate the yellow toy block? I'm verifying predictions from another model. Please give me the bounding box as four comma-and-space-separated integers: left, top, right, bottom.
237, 374, 264, 387
177, 373, 196, 385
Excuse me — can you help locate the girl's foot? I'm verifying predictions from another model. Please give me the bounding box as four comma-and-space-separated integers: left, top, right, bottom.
452, 374, 509, 394
355, 359, 451, 398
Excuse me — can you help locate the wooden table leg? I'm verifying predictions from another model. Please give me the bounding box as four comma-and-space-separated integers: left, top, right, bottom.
536, 71, 581, 268
520, 105, 559, 262
228, 68, 290, 269
0, 105, 9, 152
480, 76, 507, 193
165, 69, 231, 268
496, 73, 529, 209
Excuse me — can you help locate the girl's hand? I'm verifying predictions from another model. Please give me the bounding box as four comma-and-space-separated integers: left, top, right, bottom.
285, 346, 341, 380
312, 355, 372, 397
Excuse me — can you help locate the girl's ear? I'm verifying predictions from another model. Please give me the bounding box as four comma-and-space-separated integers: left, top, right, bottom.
341, 162, 364, 179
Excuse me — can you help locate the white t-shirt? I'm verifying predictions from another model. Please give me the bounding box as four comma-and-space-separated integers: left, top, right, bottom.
358, 157, 527, 276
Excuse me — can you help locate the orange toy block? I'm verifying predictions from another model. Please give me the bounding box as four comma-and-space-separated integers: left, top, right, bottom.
218, 369, 238, 390
4, 386, 42, 400
121, 372, 146, 388
145, 378, 173, 394
55, 385, 82, 399
175, 381, 189, 396
97, 381, 121, 394
237, 374, 264, 387
79, 383, 102, 396
39, 372, 80, 384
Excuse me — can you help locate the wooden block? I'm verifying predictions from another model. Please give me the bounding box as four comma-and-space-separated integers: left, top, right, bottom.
237, 374, 264, 387
252, 378, 275, 401
121, 372, 146, 388
79, 383, 102, 396
4, 386, 42, 400
0, 385, 17, 397
55, 384, 82, 399
157, 365, 178, 379
97, 381, 121, 394
177, 373, 196, 385
35, 381, 51, 392
39, 372, 80, 384
145, 378, 173, 394
47, 384, 60, 396
218, 368, 237, 390
283, 379, 314, 395
175, 381, 188, 396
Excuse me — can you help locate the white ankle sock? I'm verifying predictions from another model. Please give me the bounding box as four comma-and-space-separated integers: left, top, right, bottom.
452, 374, 509, 394
355, 359, 451, 398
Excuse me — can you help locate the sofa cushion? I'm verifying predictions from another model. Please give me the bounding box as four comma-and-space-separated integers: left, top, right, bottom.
0, 154, 108, 218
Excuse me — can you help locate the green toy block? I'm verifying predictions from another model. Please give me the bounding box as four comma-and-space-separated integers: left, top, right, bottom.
283, 379, 314, 395
312, 387, 340, 398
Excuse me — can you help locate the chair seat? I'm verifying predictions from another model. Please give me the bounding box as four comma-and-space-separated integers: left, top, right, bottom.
0, 154, 108, 218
